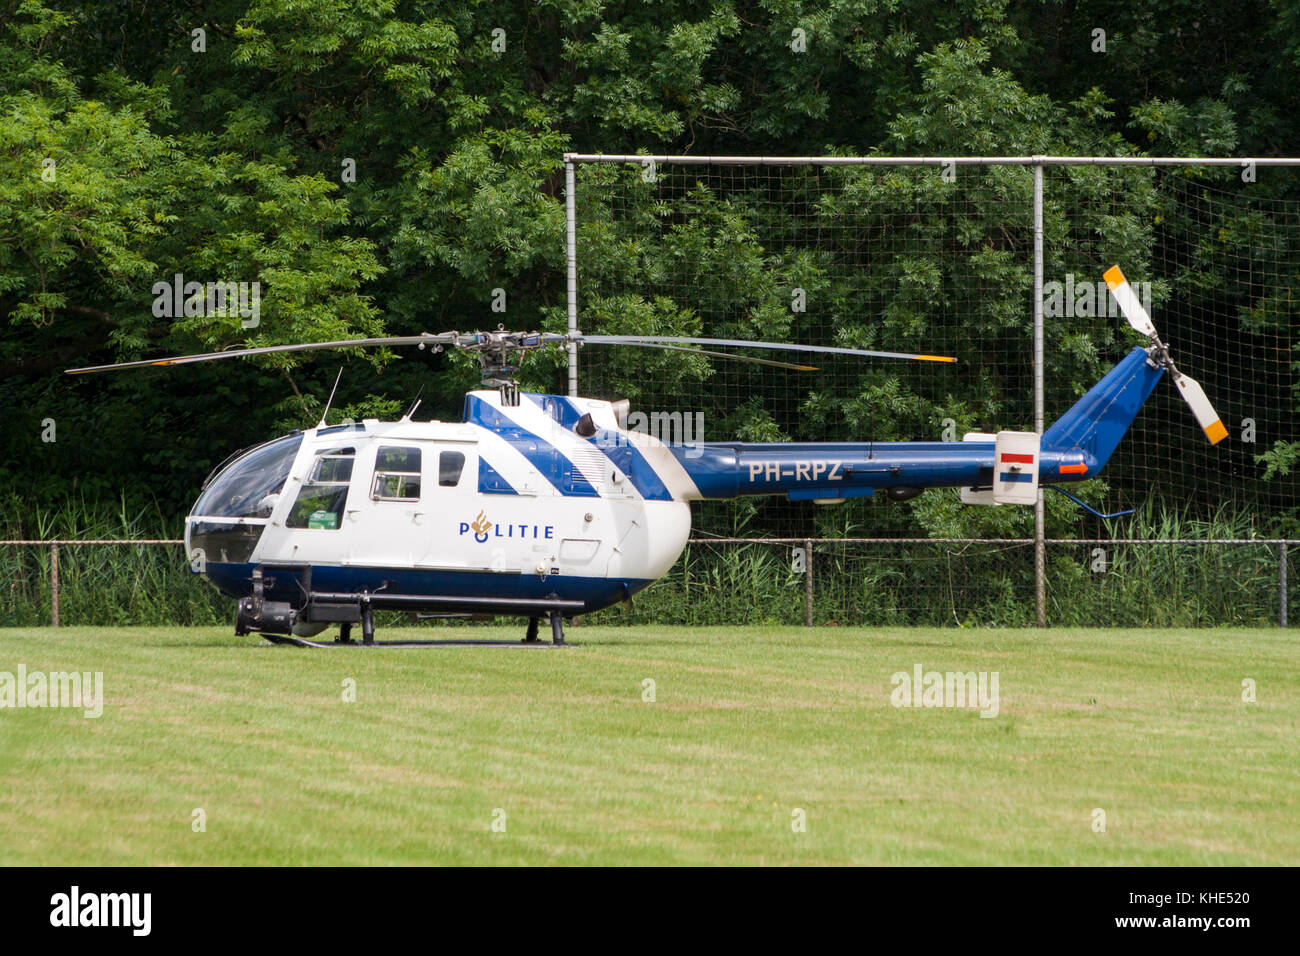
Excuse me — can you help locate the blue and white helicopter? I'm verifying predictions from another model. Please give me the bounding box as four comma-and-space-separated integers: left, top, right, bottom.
69, 266, 1223, 646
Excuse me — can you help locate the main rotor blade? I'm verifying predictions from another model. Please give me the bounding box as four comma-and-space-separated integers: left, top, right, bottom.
1174, 371, 1228, 445
65, 334, 458, 375
578, 335, 956, 364
609, 340, 818, 370
1103, 265, 1157, 337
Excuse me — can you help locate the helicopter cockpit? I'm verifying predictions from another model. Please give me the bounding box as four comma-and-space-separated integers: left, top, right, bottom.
186, 432, 303, 564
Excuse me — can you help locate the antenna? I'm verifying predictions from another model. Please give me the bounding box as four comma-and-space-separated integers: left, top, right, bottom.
318, 367, 343, 428
402, 385, 425, 421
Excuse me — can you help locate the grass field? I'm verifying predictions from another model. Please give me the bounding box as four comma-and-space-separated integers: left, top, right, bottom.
0, 624, 1295, 865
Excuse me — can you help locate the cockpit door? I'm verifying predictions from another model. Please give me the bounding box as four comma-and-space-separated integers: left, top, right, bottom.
347, 442, 430, 567
259, 442, 358, 567
344, 440, 482, 571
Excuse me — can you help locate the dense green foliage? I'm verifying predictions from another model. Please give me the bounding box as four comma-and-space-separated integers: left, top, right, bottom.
1, 0, 1297, 539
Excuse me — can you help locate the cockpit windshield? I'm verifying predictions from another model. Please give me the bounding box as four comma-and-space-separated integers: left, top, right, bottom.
191, 433, 303, 519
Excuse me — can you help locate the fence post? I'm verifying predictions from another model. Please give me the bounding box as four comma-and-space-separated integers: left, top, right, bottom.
1280, 542, 1288, 628
50, 542, 60, 628
804, 538, 814, 627
1032, 158, 1047, 628
565, 157, 579, 398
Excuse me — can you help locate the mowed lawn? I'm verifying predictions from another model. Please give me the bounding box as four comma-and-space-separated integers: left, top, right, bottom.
0, 624, 1295, 865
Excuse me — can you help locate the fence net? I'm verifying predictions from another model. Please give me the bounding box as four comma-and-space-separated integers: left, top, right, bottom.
4, 161, 1296, 630
593, 539, 1288, 629
570, 160, 1300, 544
1096, 170, 1300, 528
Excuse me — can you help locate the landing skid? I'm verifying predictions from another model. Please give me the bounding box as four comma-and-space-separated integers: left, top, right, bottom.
260, 612, 572, 648
261, 633, 574, 649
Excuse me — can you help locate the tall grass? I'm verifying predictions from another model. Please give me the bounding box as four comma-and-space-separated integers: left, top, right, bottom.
596, 503, 1289, 628
596, 538, 1040, 627
0, 493, 228, 627
1046, 502, 1284, 627
0, 494, 1288, 629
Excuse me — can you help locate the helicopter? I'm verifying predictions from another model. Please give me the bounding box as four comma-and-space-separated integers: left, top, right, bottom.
67, 265, 1223, 647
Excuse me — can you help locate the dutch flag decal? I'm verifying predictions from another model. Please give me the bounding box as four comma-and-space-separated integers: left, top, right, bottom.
998, 452, 1035, 483
992, 431, 1040, 504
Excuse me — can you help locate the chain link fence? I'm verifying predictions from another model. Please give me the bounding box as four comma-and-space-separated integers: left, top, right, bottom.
592, 537, 1291, 628
2, 538, 1288, 629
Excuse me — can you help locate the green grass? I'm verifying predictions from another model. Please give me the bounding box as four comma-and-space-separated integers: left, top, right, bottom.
0, 624, 1295, 865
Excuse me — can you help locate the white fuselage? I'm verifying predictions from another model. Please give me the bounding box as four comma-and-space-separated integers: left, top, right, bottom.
186, 390, 697, 610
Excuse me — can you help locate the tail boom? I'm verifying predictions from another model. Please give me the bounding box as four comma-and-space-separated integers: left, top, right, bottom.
584, 347, 1162, 505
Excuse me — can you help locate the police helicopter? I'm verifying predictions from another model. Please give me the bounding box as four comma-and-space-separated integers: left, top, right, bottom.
67, 265, 1223, 647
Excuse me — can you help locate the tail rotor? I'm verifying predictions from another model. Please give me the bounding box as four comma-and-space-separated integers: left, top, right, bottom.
1103, 265, 1227, 445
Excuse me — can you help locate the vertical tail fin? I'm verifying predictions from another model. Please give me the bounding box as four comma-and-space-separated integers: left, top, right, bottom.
1041, 347, 1163, 471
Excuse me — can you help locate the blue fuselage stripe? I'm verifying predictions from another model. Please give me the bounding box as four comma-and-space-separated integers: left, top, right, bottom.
465, 395, 599, 497
590, 434, 674, 501
524, 392, 584, 428
477, 457, 518, 495
202, 562, 652, 614
522, 395, 676, 501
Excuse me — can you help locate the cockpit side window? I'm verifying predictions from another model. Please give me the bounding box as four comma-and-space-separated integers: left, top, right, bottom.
287, 447, 355, 529
371, 445, 422, 501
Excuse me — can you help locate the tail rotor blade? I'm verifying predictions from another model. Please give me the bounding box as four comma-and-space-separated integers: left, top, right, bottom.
1175, 372, 1228, 445
1102, 265, 1226, 445
1103, 265, 1157, 337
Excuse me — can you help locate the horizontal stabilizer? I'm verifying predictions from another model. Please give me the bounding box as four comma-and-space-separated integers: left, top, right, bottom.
960, 431, 1040, 505
992, 431, 1040, 504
